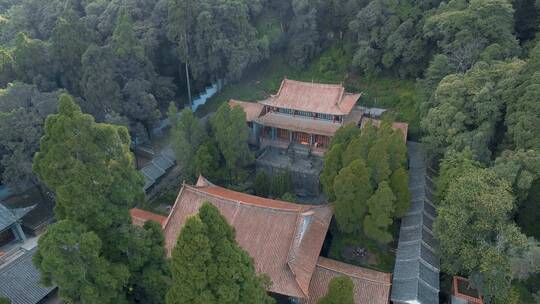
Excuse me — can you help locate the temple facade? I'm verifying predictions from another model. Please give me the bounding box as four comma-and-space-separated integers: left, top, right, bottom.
230, 78, 364, 155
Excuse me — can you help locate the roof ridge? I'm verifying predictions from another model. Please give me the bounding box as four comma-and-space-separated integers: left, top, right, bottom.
186, 183, 330, 213
284, 78, 344, 89
316, 258, 392, 285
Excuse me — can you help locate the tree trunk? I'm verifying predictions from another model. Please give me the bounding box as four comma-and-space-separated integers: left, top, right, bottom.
185, 61, 192, 109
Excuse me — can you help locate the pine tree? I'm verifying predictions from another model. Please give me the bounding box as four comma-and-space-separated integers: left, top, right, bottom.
167, 202, 274, 304
333, 159, 373, 233
364, 182, 396, 244
318, 276, 354, 304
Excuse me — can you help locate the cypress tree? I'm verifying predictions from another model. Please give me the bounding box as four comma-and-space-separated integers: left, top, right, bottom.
333, 159, 373, 233
390, 167, 411, 217
32, 94, 168, 303
364, 182, 396, 244
167, 202, 274, 304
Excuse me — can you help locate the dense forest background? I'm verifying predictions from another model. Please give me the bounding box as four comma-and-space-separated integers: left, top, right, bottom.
1, 0, 540, 302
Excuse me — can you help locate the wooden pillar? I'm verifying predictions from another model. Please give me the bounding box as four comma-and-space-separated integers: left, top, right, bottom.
310, 134, 314, 146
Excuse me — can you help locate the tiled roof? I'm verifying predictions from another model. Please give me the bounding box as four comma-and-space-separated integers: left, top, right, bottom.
0, 204, 33, 232
130, 208, 167, 227
162, 176, 333, 299
0, 247, 55, 304
229, 100, 264, 122
360, 118, 408, 142
391, 142, 440, 304
255, 112, 341, 136
301, 257, 392, 304
259, 79, 361, 115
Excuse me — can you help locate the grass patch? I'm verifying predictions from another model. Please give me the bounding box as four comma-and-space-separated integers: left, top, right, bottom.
196, 45, 421, 140
328, 231, 395, 273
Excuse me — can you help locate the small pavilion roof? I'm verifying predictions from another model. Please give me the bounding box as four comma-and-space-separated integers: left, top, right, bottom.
301, 257, 392, 304
255, 112, 341, 137
229, 99, 264, 122
259, 79, 361, 115
0, 203, 34, 232
130, 208, 167, 227
161, 176, 333, 299
360, 118, 408, 142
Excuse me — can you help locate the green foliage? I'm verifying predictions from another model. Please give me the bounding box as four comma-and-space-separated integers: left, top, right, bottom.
169, 104, 206, 181
0, 298, 10, 304
435, 148, 482, 203
424, 0, 520, 73
194, 141, 221, 181
32, 94, 168, 303
287, 0, 320, 67
350, 0, 436, 77
50, 10, 92, 95
167, 202, 274, 304
253, 171, 271, 197
33, 220, 130, 304
280, 192, 297, 203
363, 182, 395, 244
367, 142, 391, 187
421, 60, 522, 162
167, 0, 268, 81
318, 276, 354, 304
492, 149, 540, 205
112, 9, 144, 60
270, 170, 293, 198
333, 159, 373, 233
33, 94, 144, 235
210, 103, 253, 183
320, 144, 344, 201
0, 82, 61, 189
434, 167, 529, 303
390, 167, 410, 217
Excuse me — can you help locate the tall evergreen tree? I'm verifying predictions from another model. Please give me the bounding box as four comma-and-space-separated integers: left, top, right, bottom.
168, 103, 206, 181
32, 94, 168, 303
320, 143, 344, 201
210, 103, 253, 183
167, 202, 274, 304
390, 167, 410, 217
367, 142, 391, 187
333, 159, 373, 233
364, 181, 395, 244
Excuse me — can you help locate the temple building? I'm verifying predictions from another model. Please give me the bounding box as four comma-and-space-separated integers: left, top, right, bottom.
230, 78, 364, 155
131, 176, 393, 303
230, 78, 408, 196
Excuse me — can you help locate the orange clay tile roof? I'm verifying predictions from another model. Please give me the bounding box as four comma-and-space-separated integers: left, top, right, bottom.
453, 276, 484, 304
228, 99, 264, 122
255, 112, 342, 137
301, 257, 392, 304
259, 79, 361, 116
162, 176, 333, 299
130, 208, 167, 227
360, 118, 409, 142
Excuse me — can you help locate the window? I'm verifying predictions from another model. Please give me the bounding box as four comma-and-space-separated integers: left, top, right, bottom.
278, 108, 294, 115
317, 113, 333, 121
296, 110, 312, 118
